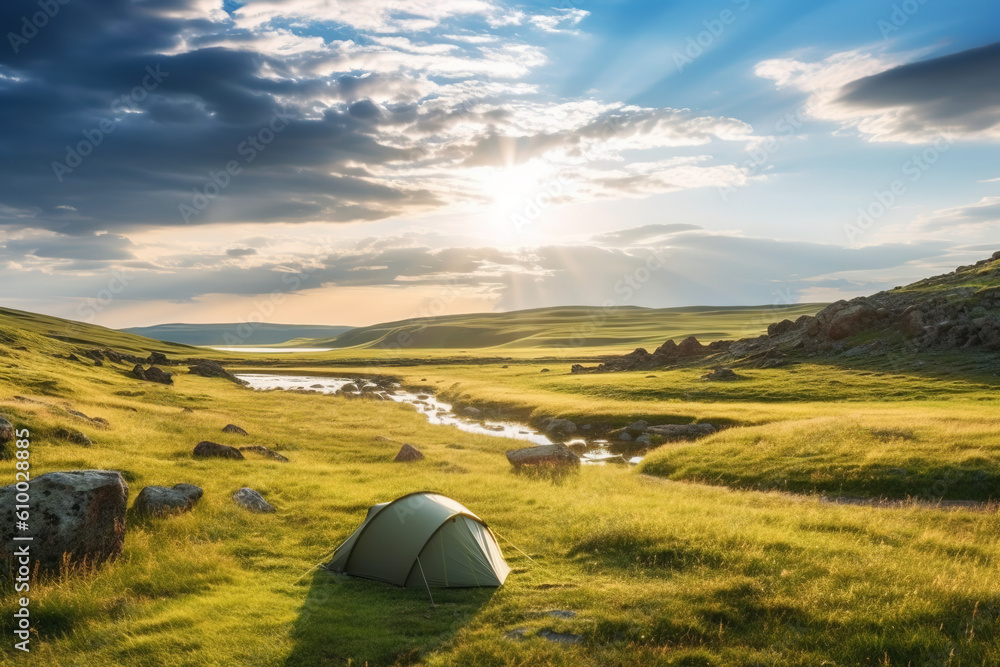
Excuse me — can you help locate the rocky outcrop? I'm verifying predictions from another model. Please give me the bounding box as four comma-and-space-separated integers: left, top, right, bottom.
506, 444, 580, 468
192, 441, 244, 460
133, 484, 203, 517
394, 443, 424, 462
187, 359, 248, 385
232, 488, 275, 513
1, 470, 128, 572
588, 252, 1000, 371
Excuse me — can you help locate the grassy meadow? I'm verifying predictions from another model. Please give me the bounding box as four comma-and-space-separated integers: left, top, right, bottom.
1, 306, 999, 665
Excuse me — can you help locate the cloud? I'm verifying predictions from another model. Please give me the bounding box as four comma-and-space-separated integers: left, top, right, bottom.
916, 196, 1000, 232
3, 232, 135, 260
591, 224, 704, 246
756, 42, 1000, 143
0, 0, 761, 238
226, 247, 258, 257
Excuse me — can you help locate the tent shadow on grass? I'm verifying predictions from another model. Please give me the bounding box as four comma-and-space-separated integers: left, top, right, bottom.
284, 568, 497, 666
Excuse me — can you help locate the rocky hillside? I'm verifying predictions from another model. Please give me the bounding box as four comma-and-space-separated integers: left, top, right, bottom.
581, 251, 1000, 372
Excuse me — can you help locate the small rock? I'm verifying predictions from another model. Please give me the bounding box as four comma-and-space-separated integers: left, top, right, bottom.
460, 406, 483, 418
133, 483, 204, 517
545, 418, 577, 435
310, 384, 324, 389
625, 420, 649, 434
239, 445, 290, 462
506, 444, 580, 468
617, 431, 632, 442
54, 428, 92, 446
232, 487, 275, 513
222, 424, 249, 436
133, 365, 173, 385
394, 443, 424, 462
701, 367, 741, 381
193, 441, 244, 460
634, 434, 651, 446
545, 610, 578, 619
540, 368, 550, 373
146, 352, 170, 366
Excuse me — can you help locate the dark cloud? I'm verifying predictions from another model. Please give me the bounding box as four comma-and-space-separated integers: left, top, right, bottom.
0, 0, 441, 234
836, 41, 1000, 139
4, 232, 135, 260
226, 247, 257, 257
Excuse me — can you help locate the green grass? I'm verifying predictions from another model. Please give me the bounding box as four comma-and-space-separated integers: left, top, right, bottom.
1, 305, 999, 665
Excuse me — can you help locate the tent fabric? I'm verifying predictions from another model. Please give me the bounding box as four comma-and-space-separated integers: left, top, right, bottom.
326, 492, 511, 588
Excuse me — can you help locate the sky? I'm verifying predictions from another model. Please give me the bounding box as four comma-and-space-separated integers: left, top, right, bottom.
0, 0, 998, 328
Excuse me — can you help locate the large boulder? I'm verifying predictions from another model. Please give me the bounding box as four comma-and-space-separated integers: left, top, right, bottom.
232, 487, 275, 513
767, 319, 797, 337
646, 423, 717, 441
900, 307, 925, 338
1, 470, 128, 572
825, 303, 878, 340
193, 441, 245, 460
188, 360, 248, 385
132, 484, 203, 517
505, 444, 580, 468
394, 443, 424, 462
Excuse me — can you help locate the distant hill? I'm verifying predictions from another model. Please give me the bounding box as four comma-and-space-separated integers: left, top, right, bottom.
313, 304, 825, 350
120, 323, 354, 347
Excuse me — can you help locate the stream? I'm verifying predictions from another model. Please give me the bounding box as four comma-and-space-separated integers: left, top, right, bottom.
236, 373, 644, 465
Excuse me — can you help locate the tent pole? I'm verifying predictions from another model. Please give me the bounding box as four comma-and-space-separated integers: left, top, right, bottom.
415, 556, 436, 609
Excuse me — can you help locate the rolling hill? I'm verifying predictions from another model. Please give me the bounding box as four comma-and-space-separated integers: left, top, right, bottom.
0, 306, 200, 356
313, 304, 826, 350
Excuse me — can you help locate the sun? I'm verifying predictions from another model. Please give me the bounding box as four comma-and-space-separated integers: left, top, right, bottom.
478, 161, 560, 242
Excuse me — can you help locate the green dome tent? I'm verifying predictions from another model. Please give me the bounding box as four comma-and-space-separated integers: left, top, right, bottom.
325, 492, 511, 588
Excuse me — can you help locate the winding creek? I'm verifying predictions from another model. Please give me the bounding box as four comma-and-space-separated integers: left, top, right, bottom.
236, 373, 644, 465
